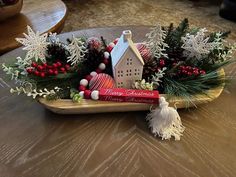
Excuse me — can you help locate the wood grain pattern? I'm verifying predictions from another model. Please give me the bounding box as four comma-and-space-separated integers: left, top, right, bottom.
0, 26, 236, 177
0, 0, 67, 55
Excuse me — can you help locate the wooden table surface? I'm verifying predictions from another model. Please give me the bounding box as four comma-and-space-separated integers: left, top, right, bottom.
1, 26, 236, 177
0, 0, 67, 55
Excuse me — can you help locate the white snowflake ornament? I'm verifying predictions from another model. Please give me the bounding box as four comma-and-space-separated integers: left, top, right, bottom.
16, 26, 48, 62
181, 28, 216, 60
67, 36, 87, 66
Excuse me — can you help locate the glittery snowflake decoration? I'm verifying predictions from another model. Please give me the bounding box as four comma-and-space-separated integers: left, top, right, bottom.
146, 24, 169, 58
16, 26, 48, 62
67, 36, 87, 66
181, 28, 216, 60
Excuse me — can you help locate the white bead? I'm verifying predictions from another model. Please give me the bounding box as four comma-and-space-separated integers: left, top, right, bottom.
80, 79, 88, 87
104, 52, 110, 59
90, 71, 97, 77
91, 90, 99, 100
109, 42, 115, 48
79, 91, 84, 98
98, 63, 106, 70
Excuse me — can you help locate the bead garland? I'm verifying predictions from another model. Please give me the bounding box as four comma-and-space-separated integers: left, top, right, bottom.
78, 38, 119, 100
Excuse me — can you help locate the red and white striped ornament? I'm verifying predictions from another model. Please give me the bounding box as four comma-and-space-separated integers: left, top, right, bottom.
136, 43, 152, 62
89, 73, 116, 91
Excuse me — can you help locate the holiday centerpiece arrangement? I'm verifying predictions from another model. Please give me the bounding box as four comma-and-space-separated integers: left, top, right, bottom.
2, 19, 235, 140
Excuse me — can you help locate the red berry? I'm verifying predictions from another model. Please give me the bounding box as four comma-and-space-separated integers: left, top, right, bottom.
37, 65, 43, 71
179, 66, 184, 70
31, 62, 37, 67
26, 68, 33, 73
182, 70, 187, 75
186, 66, 192, 71
159, 59, 165, 66
40, 72, 45, 77
84, 90, 91, 99
54, 70, 58, 75
85, 75, 93, 81
200, 70, 206, 75
95, 68, 102, 74
187, 72, 192, 76
60, 67, 66, 73
79, 85, 86, 91
47, 65, 53, 69
48, 69, 54, 75
53, 63, 58, 68
65, 64, 70, 70
34, 71, 40, 76
56, 62, 62, 67
103, 58, 109, 65
42, 63, 47, 68
193, 70, 199, 75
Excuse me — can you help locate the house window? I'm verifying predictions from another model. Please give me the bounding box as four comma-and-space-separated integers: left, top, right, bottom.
117, 70, 123, 77
126, 69, 132, 76
134, 68, 141, 76
126, 58, 133, 65
117, 82, 123, 88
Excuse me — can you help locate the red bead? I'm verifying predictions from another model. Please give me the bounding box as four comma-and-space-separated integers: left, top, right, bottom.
106, 46, 113, 53
103, 58, 109, 65
31, 62, 37, 67
34, 71, 40, 76
182, 70, 187, 74
85, 75, 93, 81
54, 70, 58, 75
79, 85, 86, 91
56, 62, 62, 67
65, 64, 70, 70
84, 90, 91, 99
48, 69, 54, 75
60, 67, 66, 73
187, 72, 192, 76
95, 68, 102, 74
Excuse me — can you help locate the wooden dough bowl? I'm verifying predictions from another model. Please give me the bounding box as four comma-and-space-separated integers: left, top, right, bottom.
38, 70, 225, 114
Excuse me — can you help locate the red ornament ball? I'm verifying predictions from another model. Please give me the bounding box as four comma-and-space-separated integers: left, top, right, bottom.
89, 73, 115, 91
85, 75, 93, 81
136, 43, 151, 62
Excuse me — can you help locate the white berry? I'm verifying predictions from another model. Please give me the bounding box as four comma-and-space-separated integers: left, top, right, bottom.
104, 52, 110, 59
98, 63, 106, 70
80, 79, 88, 87
109, 42, 115, 48
90, 71, 97, 77
91, 90, 99, 100
79, 91, 84, 98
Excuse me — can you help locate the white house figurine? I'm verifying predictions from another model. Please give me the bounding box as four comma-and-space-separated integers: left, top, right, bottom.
111, 30, 144, 88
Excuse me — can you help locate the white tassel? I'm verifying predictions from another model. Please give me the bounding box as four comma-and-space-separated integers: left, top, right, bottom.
146, 97, 185, 141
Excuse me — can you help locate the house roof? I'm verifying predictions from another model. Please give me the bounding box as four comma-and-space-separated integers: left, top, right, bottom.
111, 30, 144, 68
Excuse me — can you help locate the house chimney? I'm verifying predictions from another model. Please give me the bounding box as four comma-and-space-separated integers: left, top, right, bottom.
123, 30, 132, 42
